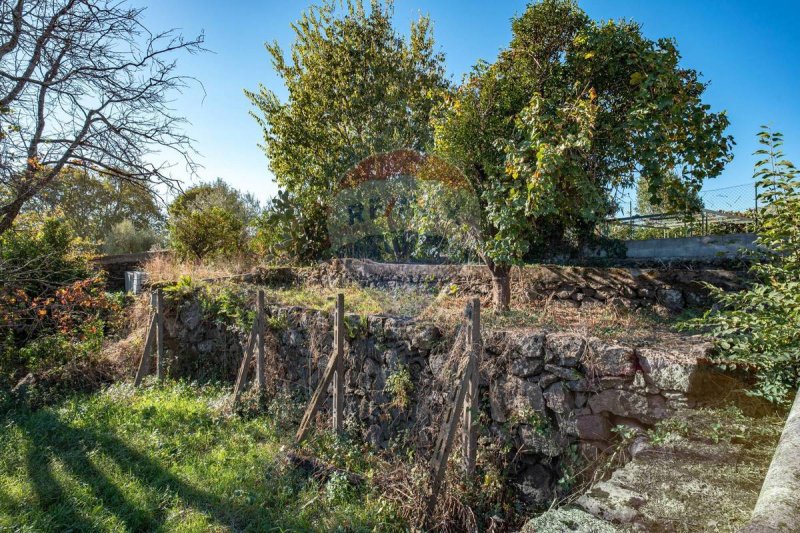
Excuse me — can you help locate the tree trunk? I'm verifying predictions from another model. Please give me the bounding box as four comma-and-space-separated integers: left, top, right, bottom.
488, 263, 511, 313
0, 198, 24, 236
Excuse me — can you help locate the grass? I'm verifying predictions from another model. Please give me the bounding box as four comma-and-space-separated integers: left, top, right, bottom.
0, 382, 404, 532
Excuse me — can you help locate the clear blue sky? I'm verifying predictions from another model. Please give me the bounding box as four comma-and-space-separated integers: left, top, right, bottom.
141, 0, 800, 205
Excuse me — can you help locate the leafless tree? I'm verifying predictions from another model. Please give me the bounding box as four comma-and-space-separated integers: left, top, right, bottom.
0, 0, 204, 235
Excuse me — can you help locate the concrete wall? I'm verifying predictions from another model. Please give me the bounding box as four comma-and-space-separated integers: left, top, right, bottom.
623, 233, 757, 261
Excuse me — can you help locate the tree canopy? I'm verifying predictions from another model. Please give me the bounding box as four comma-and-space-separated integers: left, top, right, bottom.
246, 0, 449, 258
433, 0, 733, 310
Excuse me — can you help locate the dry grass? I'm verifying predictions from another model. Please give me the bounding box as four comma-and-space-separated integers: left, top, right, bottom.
141, 253, 256, 285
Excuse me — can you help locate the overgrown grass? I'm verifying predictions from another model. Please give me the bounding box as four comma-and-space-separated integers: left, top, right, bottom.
0, 382, 404, 532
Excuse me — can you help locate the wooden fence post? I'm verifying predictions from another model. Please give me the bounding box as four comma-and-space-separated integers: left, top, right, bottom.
425, 356, 475, 522
256, 290, 266, 390
155, 289, 165, 381
463, 297, 480, 475
333, 293, 344, 433
295, 293, 346, 443
134, 290, 158, 387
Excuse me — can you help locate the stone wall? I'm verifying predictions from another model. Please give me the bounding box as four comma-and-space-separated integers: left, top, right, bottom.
160, 291, 709, 508
254, 259, 744, 313
92, 250, 170, 291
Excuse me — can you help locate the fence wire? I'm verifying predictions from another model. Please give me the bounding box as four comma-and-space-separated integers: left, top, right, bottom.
605, 183, 759, 240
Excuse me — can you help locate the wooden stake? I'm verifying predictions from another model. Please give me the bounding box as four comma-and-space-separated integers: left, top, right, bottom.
134, 312, 157, 387
425, 356, 474, 522
232, 316, 259, 405
256, 290, 266, 390
463, 297, 480, 475
296, 294, 346, 443
333, 293, 344, 433
155, 289, 165, 381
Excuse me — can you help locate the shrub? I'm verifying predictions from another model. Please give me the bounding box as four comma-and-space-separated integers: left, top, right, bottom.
102, 219, 159, 254
685, 128, 800, 404
168, 180, 258, 261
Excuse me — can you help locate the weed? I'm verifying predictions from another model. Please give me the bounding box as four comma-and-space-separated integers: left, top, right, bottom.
385, 365, 413, 410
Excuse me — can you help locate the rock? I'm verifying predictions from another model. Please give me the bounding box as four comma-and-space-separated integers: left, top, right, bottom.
410, 325, 440, 352
180, 300, 202, 330
543, 382, 574, 414
577, 480, 647, 524
509, 332, 545, 377
588, 389, 649, 420
518, 464, 553, 505
544, 364, 584, 381
545, 333, 587, 366
637, 348, 697, 393
489, 378, 507, 423
657, 288, 685, 312
647, 394, 670, 421
521, 507, 620, 533
197, 339, 215, 354
365, 424, 382, 448
506, 376, 546, 415
538, 372, 560, 389
518, 425, 562, 457
577, 414, 613, 441
588, 339, 636, 377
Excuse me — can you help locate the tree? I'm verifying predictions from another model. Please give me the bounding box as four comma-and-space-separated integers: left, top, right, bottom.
0, 0, 204, 235
686, 129, 799, 404
102, 219, 158, 255
23, 168, 164, 248
246, 0, 448, 257
168, 180, 258, 261
433, 0, 733, 311
635, 174, 703, 216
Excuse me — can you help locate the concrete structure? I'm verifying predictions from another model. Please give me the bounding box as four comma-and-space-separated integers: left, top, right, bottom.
622, 233, 757, 261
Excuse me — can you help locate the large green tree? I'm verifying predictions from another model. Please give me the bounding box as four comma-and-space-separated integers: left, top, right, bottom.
433, 0, 733, 311
246, 0, 449, 257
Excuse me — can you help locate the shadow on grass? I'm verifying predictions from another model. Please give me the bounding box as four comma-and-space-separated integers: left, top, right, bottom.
14, 409, 262, 532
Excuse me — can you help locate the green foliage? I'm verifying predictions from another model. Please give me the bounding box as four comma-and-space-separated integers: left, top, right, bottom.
684, 128, 800, 404
24, 168, 164, 251
102, 219, 159, 255
385, 365, 413, 410
246, 0, 449, 261
168, 179, 258, 261
164, 278, 255, 330
0, 382, 402, 531
0, 218, 120, 383
433, 0, 732, 307
0, 216, 90, 295
252, 189, 328, 264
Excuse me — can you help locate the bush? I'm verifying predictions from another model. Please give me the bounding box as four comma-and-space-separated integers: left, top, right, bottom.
0, 218, 121, 385
102, 219, 159, 254
168, 180, 258, 261
685, 128, 800, 404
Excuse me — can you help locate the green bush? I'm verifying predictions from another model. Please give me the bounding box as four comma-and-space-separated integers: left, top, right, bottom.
168, 180, 258, 261
685, 128, 800, 404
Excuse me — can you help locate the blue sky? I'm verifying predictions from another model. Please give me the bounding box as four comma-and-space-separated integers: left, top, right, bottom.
141, 1, 800, 205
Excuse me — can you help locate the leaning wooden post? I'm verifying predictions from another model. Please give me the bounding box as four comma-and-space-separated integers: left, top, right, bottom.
256, 290, 266, 390
155, 289, 165, 381
463, 297, 480, 475
332, 293, 345, 433
134, 290, 158, 387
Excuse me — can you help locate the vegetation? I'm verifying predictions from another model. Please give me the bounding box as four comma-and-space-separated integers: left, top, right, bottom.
686, 129, 800, 404
22, 168, 165, 254
247, 0, 449, 262
168, 180, 259, 261
433, 0, 732, 310
0, 382, 403, 531
0, 0, 202, 235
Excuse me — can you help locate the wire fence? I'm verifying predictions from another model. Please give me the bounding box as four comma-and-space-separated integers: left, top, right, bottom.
604, 183, 759, 240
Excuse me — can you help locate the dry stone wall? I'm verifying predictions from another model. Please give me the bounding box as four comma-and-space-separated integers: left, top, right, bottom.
161, 292, 710, 508
254, 259, 744, 313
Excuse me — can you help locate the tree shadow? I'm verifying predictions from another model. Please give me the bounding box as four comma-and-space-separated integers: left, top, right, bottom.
14, 409, 265, 532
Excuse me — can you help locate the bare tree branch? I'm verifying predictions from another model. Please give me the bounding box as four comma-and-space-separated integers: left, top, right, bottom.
0, 0, 204, 234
